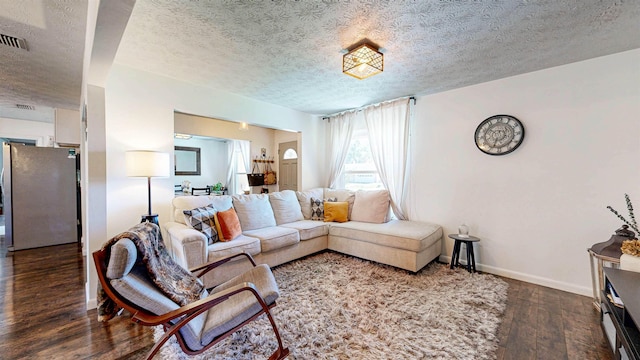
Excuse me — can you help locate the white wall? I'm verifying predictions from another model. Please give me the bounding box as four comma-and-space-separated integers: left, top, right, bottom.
83, 64, 323, 307
0, 117, 54, 146
0, 118, 55, 182
408, 49, 640, 296
174, 112, 283, 193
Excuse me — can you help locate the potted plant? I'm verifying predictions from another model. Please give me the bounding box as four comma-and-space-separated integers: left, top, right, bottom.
608, 194, 640, 272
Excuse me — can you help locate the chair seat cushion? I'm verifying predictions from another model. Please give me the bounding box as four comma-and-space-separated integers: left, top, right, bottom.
200, 264, 279, 345
111, 266, 208, 351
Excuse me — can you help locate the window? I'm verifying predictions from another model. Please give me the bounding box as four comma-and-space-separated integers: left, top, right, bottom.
235, 147, 249, 194
283, 148, 298, 159
342, 126, 383, 191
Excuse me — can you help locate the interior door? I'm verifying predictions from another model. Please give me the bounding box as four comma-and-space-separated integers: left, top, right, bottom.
278, 141, 298, 191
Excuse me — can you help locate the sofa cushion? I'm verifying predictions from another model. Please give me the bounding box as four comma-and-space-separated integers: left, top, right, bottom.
324, 201, 349, 223
209, 196, 234, 211
269, 190, 304, 225
232, 194, 276, 231
325, 189, 355, 219
280, 220, 329, 241
350, 189, 390, 224
172, 195, 233, 225
206, 235, 261, 262
214, 208, 242, 241
242, 226, 300, 253
296, 188, 324, 220
183, 205, 219, 244
329, 220, 442, 252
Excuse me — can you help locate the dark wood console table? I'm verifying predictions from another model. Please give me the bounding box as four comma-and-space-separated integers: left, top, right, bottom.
601, 268, 640, 360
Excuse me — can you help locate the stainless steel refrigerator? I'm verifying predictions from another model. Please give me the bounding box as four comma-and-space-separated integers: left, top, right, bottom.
2, 143, 79, 251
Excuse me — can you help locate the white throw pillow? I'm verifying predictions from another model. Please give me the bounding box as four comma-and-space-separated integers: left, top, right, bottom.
350, 189, 390, 224
296, 188, 324, 220
172, 196, 219, 225
269, 190, 304, 225
324, 188, 356, 219
232, 194, 276, 231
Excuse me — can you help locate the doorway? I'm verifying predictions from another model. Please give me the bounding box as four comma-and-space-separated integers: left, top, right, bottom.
278, 141, 298, 191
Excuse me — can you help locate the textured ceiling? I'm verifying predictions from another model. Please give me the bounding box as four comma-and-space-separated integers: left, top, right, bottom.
0, 1, 638, 124
115, 0, 640, 115
0, 0, 87, 121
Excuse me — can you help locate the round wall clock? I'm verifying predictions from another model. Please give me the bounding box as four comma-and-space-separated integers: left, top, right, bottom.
474, 114, 525, 156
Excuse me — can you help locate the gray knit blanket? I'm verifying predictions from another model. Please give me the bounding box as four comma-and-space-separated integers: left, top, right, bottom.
97, 222, 204, 322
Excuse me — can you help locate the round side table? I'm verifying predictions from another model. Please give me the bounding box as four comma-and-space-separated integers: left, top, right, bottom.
448, 234, 481, 273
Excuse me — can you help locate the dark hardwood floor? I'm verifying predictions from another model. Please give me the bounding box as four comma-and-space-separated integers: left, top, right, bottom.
0, 239, 613, 359
497, 277, 613, 360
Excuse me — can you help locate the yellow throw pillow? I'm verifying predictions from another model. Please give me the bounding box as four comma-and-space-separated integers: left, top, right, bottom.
324, 201, 349, 223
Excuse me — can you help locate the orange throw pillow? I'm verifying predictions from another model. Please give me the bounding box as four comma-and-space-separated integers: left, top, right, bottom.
214, 208, 242, 241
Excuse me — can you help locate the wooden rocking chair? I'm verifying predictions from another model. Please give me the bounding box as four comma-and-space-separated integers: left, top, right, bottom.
93, 238, 289, 360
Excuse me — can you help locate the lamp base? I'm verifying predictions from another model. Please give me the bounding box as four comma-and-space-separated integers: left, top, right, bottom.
140, 214, 159, 225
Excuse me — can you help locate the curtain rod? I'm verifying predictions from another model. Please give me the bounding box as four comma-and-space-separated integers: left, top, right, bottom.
323, 96, 416, 120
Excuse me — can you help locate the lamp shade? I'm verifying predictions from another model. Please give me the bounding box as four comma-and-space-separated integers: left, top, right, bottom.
126, 150, 170, 177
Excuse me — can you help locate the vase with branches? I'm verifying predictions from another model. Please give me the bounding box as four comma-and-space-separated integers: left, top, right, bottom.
607, 193, 639, 237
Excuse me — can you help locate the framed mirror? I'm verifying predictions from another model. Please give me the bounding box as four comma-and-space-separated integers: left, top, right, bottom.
175, 146, 201, 175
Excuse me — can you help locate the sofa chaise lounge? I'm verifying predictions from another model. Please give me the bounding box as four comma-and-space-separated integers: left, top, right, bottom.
165, 189, 443, 288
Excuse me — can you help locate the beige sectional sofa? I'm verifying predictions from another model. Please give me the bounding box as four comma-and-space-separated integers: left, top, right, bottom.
165, 189, 442, 288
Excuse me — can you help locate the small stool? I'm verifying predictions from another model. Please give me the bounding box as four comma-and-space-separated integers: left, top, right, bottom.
448, 234, 480, 273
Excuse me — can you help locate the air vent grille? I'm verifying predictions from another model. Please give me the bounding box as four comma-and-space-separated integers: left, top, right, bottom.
1, 34, 28, 50
16, 104, 35, 110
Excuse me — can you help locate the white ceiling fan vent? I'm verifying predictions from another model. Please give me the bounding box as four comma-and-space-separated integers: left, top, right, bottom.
16, 104, 35, 110
1, 33, 28, 50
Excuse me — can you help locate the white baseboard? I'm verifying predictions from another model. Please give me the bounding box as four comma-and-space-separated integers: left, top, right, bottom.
87, 298, 97, 310
86, 281, 97, 310
438, 255, 591, 297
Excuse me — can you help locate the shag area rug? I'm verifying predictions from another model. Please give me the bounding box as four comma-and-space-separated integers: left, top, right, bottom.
154, 251, 508, 359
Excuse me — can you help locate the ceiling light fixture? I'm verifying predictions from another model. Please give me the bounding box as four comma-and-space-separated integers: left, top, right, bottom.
342, 43, 383, 80
174, 133, 192, 140
239, 122, 249, 131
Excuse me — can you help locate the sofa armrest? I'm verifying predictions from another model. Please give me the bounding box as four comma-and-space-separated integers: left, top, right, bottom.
164, 221, 207, 270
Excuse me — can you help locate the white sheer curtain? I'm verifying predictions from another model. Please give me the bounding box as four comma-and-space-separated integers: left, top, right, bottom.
226, 141, 237, 194
363, 98, 412, 220
226, 140, 251, 195
326, 110, 357, 188
238, 140, 251, 179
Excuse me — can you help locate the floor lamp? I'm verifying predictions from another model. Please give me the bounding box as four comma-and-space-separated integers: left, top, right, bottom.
126, 150, 170, 225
